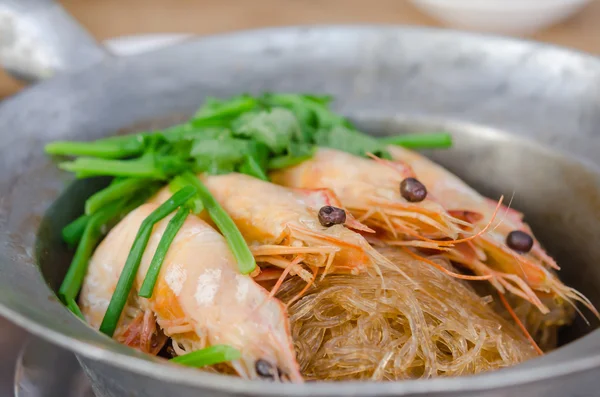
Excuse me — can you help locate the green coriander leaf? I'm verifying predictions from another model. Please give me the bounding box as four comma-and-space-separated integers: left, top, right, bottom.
262, 93, 345, 131
268, 144, 316, 170
194, 157, 237, 175
233, 108, 301, 154
193, 95, 259, 125
314, 125, 390, 159
238, 154, 268, 181
191, 138, 249, 164
163, 124, 232, 143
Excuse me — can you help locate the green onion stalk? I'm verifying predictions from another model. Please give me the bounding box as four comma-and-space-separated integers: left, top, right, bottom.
99, 187, 197, 337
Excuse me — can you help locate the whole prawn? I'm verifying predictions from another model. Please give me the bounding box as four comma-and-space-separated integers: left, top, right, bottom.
270, 148, 469, 241
150, 173, 402, 292
79, 203, 303, 381
271, 146, 597, 322
385, 145, 597, 321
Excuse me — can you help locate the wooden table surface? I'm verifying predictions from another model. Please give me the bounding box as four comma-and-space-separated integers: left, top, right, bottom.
2, 0, 599, 99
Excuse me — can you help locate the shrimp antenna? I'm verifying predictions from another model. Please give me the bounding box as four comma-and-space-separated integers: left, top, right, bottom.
498, 292, 544, 356
403, 248, 494, 281
492, 191, 516, 233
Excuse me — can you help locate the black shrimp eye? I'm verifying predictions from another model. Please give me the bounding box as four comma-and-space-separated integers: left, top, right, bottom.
506, 230, 534, 253
255, 359, 276, 380
318, 205, 346, 227
400, 177, 428, 203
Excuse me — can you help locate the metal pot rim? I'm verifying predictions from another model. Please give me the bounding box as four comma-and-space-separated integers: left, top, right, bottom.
2, 24, 600, 395
3, 301, 600, 395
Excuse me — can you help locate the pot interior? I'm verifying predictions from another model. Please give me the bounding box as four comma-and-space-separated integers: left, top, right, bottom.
35, 113, 600, 356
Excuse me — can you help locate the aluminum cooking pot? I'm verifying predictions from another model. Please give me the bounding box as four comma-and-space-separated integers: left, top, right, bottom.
1, 1, 600, 396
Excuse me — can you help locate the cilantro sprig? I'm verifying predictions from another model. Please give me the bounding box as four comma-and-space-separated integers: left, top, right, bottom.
47, 93, 452, 182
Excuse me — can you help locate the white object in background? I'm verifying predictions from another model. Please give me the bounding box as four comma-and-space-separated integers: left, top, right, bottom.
103, 33, 192, 56
409, 0, 592, 36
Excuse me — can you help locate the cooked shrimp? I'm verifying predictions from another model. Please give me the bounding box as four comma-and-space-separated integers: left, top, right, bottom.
386, 145, 598, 320
268, 148, 541, 305
270, 148, 468, 241
150, 173, 395, 284
79, 203, 302, 382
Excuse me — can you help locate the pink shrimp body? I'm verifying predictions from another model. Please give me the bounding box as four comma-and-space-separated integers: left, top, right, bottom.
270, 148, 467, 241
150, 174, 382, 279
79, 203, 302, 381
386, 145, 557, 268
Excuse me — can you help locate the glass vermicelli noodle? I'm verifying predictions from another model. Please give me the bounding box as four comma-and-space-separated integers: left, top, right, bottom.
471, 280, 575, 352
277, 247, 537, 380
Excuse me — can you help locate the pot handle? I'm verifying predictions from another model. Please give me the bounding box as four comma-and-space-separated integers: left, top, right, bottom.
0, 0, 110, 83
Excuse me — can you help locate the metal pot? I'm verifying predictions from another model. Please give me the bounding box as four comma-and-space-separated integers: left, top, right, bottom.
1, 1, 600, 396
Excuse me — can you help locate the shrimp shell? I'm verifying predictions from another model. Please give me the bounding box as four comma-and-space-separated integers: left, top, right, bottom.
270, 148, 468, 241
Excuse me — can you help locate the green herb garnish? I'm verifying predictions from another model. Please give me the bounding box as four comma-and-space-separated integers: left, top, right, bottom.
380, 132, 453, 149
66, 298, 85, 320
99, 187, 196, 336
179, 172, 256, 275
59, 199, 129, 304
138, 206, 189, 298
61, 214, 89, 247
46, 134, 145, 159
59, 186, 160, 305
239, 154, 269, 181
47, 93, 452, 185
85, 178, 150, 215
170, 345, 241, 368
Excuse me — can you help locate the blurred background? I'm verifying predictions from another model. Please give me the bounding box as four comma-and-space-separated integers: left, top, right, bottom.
1, 0, 599, 99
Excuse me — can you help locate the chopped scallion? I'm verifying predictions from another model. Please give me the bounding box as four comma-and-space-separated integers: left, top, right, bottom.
59, 153, 163, 179
66, 298, 85, 320
180, 172, 256, 275
99, 186, 197, 337
85, 178, 149, 215
61, 214, 90, 246
138, 206, 189, 298
59, 199, 128, 303
170, 345, 241, 368
169, 176, 204, 214
45, 134, 145, 159
380, 132, 453, 149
